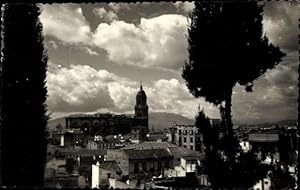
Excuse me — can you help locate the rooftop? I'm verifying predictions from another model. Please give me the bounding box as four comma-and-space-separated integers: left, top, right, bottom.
123, 148, 172, 160
168, 146, 202, 159
121, 141, 202, 160
98, 161, 122, 173
248, 133, 279, 142
56, 148, 107, 156
67, 113, 132, 119
122, 141, 177, 150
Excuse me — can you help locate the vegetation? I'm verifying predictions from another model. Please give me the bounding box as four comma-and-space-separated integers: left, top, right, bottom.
195, 109, 265, 189
182, 2, 285, 187
182, 1, 285, 160
1, 4, 48, 187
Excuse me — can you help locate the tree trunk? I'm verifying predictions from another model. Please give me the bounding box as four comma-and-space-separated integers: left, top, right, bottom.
223, 88, 235, 163
225, 88, 233, 139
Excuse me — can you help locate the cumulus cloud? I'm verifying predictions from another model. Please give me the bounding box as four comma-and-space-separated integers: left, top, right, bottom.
146, 79, 219, 119
47, 63, 117, 112
46, 64, 218, 119
92, 14, 189, 70
82, 47, 99, 56
46, 40, 58, 49
108, 2, 131, 13
173, 1, 195, 13
41, 6, 189, 70
40, 4, 91, 44
107, 82, 136, 111
263, 2, 299, 51
264, 64, 298, 86
93, 7, 118, 22
231, 66, 297, 124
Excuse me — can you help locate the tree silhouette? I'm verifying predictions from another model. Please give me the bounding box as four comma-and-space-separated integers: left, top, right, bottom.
182, 1, 285, 161
195, 109, 267, 189
1, 4, 48, 187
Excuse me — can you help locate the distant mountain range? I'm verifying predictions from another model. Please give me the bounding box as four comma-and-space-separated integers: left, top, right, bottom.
239, 119, 297, 128
149, 112, 194, 131
47, 112, 296, 132
47, 112, 195, 132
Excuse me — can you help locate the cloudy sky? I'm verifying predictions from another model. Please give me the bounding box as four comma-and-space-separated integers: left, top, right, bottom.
40, 2, 299, 124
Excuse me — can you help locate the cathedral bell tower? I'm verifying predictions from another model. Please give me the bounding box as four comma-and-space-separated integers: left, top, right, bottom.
132, 83, 149, 143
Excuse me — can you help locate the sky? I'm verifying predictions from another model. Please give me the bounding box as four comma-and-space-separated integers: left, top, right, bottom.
39, 1, 299, 124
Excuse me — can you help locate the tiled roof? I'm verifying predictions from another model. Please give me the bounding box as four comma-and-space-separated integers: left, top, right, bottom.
57, 148, 107, 156
248, 133, 279, 142
98, 161, 122, 173
121, 142, 202, 160
122, 141, 177, 150
123, 148, 172, 160
168, 147, 202, 159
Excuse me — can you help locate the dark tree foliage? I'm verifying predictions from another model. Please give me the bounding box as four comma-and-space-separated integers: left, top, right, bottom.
271, 165, 296, 189
182, 0, 285, 162
1, 4, 48, 187
195, 109, 267, 189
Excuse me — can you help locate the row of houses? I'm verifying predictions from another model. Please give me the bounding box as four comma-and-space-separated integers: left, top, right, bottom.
92, 142, 204, 188
235, 125, 297, 164
45, 141, 205, 189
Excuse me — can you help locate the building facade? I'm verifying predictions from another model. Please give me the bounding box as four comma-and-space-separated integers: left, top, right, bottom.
65, 85, 149, 141
106, 148, 173, 179
167, 124, 203, 152
131, 84, 149, 143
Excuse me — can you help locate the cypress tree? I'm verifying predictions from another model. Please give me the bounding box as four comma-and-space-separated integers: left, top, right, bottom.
182, 0, 285, 166
1, 3, 48, 187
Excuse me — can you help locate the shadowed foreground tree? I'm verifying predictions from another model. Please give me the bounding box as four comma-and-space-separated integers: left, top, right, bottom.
195, 109, 269, 189
1, 4, 48, 187
182, 1, 285, 163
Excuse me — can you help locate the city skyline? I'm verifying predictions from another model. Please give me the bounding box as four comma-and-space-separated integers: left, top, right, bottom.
40, 2, 299, 124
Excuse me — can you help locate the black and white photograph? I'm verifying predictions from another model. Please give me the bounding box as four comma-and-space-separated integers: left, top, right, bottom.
0, 1, 299, 189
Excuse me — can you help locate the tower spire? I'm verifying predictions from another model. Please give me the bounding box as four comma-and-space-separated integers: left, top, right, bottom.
140, 81, 143, 90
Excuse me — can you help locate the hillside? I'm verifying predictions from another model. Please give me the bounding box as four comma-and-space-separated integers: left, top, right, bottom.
149, 112, 194, 131
47, 112, 195, 132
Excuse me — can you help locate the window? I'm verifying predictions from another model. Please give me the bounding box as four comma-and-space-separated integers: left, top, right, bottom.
190, 130, 193, 135
179, 130, 181, 135
150, 162, 154, 171
184, 130, 187, 135
142, 162, 146, 171
198, 136, 201, 142
184, 137, 187, 143
190, 137, 193, 143
134, 163, 138, 173
165, 160, 169, 168
190, 145, 194, 150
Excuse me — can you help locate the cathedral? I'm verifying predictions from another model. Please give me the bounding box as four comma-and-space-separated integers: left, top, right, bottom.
65, 84, 149, 142
131, 84, 149, 143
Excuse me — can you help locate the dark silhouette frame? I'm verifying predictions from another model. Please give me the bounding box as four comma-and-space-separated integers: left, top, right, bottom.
0, 0, 299, 189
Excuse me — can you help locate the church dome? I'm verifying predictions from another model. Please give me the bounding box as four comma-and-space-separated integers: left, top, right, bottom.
136, 84, 146, 98
136, 83, 147, 108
